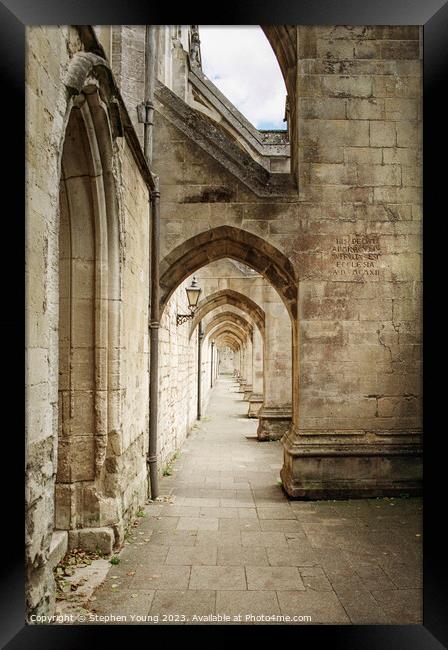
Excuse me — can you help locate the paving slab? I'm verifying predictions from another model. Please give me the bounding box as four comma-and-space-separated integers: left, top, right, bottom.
131, 565, 191, 590
165, 545, 217, 566
149, 590, 216, 624
246, 566, 305, 591
277, 590, 350, 624
216, 591, 280, 620
217, 545, 269, 566
190, 566, 246, 590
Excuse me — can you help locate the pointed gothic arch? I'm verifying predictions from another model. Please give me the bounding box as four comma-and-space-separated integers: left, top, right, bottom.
159, 226, 298, 318
189, 288, 265, 339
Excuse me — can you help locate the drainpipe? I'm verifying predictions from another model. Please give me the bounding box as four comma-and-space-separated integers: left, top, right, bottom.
197, 320, 204, 419
140, 25, 159, 500
148, 175, 160, 500
210, 341, 214, 388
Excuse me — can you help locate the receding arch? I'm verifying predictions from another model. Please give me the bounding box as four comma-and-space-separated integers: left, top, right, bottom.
217, 338, 239, 353
207, 325, 249, 350
204, 311, 254, 340
160, 226, 297, 318
210, 323, 247, 347
214, 332, 242, 350
189, 289, 265, 339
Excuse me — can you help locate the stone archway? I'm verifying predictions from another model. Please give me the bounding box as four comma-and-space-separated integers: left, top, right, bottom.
214, 336, 240, 375
160, 227, 298, 444
159, 226, 298, 318
192, 292, 265, 415
204, 312, 254, 340
208, 323, 248, 348
213, 331, 244, 376
205, 314, 254, 397
189, 289, 265, 339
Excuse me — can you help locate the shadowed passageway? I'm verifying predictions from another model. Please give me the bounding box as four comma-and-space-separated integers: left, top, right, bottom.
88, 377, 422, 625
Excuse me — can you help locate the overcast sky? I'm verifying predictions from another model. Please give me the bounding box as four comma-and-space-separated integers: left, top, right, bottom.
198, 26, 286, 131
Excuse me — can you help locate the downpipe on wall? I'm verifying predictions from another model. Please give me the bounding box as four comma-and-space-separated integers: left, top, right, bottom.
148, 177, 160, 500
140, 24, 160, 500
197, 320, 204, 420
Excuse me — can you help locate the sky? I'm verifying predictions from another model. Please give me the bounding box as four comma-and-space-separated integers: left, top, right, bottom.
198, 26, 287, 131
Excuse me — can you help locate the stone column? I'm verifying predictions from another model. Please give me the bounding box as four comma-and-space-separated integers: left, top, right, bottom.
248, 326, 263, 418
243, 337, 253, 400
257, 297, 292, 440
279, 25, 422, 498
238, 345, 247, 392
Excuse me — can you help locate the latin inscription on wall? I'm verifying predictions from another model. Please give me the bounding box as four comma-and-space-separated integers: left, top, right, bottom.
331, 235, 381, 278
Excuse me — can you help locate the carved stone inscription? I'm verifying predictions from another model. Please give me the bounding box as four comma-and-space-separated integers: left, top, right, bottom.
331, 235, 381, 277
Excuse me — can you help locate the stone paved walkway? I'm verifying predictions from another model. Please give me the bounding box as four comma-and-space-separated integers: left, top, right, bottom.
89, 376, 422, 625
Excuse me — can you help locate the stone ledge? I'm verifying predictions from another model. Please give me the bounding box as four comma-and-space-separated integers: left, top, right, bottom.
282, 430, 422, 457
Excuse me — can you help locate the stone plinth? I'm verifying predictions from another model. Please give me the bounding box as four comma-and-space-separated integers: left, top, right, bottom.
281, 431, 423, 499
248, 394, 263, 418
257, 407, 292, 441
243, 385, 253, 401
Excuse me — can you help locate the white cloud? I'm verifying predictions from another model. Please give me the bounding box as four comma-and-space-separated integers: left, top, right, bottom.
199, 26, 287, 130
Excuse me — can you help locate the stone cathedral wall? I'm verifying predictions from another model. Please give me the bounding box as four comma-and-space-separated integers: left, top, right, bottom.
25, 26, 151, 615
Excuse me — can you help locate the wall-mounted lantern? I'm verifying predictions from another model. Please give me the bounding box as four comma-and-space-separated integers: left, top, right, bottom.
176, 276, 202, 325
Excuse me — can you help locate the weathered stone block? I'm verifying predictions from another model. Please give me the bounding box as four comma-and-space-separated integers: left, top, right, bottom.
396, 120, 421, 148
68, 527, 114, 555
347, 98, 384, 120
369, 121, 396, 147
310, 163, 357, 185
299, 97, 347, 120
358, 163, 401, 187
381, 40, 420, 60
385, 97, 420, 121
48, 530, 68, 570
257, 408, 292, 441
322, 76, 373, 98
344, 147, 382, 165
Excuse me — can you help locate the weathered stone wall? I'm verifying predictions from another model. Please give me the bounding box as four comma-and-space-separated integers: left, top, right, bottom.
159, 277, 213, 469
25, 25, 151, 617
26, 25, 82, 618
111, 140, 150, 528
110, 25, 145, 143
